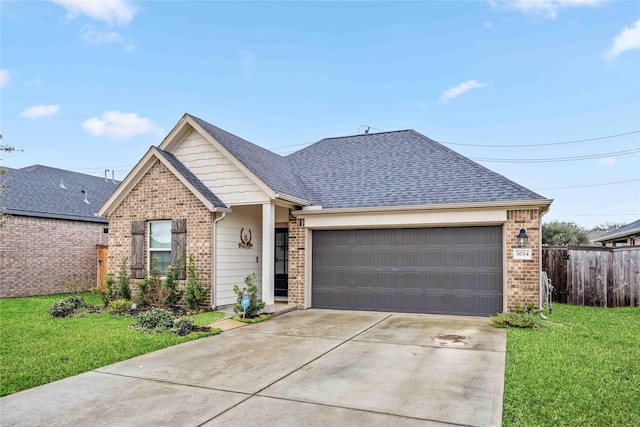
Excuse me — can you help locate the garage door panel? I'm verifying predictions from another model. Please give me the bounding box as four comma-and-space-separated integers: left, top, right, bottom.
312, 226, 503, 316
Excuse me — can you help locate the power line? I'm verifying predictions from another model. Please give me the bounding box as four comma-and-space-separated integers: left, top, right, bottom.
439, 130, 640, 148
271, 129, 639, 153
532, 178, 640, 190
470, 148, 640, 163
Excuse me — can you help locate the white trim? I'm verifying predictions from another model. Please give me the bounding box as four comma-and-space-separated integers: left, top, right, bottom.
211, 211, 227, 309
275, 193, 311, 206
262, 203, 276, 311
302, 208, 507, 230
292, 199, 553, 217
148, 220, 171, 275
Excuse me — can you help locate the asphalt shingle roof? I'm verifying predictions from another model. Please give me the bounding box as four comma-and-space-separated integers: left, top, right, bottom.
1, 165, 119, 222
594, 219, 640, 242
156, 149, 227, 209
188, 114, 308, 201
286, 130, 547, 209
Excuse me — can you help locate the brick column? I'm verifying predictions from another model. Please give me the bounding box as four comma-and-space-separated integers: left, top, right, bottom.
288, 211, 306, 307
505, 209, 541, 311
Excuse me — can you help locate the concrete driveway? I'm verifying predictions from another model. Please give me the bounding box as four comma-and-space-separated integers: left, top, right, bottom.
0, 310, 506, 426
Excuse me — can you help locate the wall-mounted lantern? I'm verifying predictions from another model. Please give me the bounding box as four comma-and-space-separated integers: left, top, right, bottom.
517, 228, 529, 248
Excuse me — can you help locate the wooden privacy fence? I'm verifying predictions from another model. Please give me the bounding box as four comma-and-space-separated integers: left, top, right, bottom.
542, 246, 640, 307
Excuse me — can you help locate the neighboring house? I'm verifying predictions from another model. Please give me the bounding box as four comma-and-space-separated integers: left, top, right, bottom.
593, 219, 640, 247
99, 114, 552, 316
0, 165, 117, 297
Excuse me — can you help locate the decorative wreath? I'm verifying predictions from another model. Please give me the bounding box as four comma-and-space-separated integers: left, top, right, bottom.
239, 228, 253, 249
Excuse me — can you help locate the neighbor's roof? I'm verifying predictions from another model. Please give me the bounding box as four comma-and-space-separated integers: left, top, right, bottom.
286, 129, 547, 209
593, 219, 640, 242
189, 115, 308, 202
155, 149, 227, 209
1, 165, 119, 223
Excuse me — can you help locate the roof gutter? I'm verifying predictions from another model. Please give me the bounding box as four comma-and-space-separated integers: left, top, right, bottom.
275, 193, 311, 206
291, 199, 554, 216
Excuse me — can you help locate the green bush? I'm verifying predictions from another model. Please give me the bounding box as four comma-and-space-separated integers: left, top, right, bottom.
117, 258, 131, 300
48, 296, 87, 317
107, 299, 133, 315
135, 308, 175, 331
95, 273, 115, 307
184, 254, 209, 311
232, 273, 264, 318
491, 312, 541, 329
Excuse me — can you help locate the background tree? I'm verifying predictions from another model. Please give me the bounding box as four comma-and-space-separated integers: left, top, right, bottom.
590, 222, 626, 232
542, 221, 591, 246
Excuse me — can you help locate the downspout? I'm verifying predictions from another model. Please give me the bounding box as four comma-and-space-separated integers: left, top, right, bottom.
211, 211, 227, 309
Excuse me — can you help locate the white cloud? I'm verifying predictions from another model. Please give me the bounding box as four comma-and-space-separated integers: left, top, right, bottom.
51, 0, 137, 26
20, 105, 61, 119
0, 69, 10, 87
82, 111, 162, 139
598, 157, 616, 167
606, 19, 640, 59
81, 28, 124, 44
439, 80, 488, 104
491, 0, 606, 20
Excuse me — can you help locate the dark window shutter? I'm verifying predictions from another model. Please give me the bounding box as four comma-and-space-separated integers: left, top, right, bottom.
131, 220, 146, 279
171, 218, 187, 279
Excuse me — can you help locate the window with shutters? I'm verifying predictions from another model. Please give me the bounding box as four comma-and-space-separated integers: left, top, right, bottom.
149, 221, 172, 275
130, 219, 187, 279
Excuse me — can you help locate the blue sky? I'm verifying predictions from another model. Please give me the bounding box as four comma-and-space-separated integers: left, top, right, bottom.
1, 0, 639, 228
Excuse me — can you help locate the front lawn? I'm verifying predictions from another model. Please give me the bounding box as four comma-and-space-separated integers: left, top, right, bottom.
503, 304, 640, 426
0, 293, 223, 397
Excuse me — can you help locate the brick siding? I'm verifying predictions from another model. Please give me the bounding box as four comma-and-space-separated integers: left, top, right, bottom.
0, 216, 108, 298
287, 211, 305, 306
505, 208, 542, 311
107, 160, 212, 304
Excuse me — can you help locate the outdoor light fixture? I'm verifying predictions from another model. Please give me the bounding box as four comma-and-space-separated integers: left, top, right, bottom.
517, 228, 529, 248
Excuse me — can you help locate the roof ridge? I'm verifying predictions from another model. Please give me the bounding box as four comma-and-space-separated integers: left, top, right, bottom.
409, 130, 546, 200
317, 129, 412, 142
11, 164, 121, 182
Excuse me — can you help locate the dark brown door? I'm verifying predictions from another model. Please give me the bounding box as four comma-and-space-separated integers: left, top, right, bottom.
275, 228, 288, 297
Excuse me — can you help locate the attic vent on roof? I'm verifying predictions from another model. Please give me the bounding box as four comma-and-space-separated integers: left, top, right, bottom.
59, 179, 66, 189
81, 189, 90, 204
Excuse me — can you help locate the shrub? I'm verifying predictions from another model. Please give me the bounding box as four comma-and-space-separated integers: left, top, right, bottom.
172, 317, 211, 336
95, 273, 116, 307
117, 258, 131, 300
107, 299, 133, 315
233, 273, 265, 318
135, 308, 175, 331
135, 256, 183, 311
48, 296, 87, 317
491, 312, 541, 329
184, 255, 209, 311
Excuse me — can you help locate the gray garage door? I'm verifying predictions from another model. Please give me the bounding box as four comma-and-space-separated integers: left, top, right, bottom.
312, 226, 503, 316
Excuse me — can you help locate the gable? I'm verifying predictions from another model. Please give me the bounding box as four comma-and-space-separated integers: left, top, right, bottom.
98, 147, 228, 218
172, 129, 270, 205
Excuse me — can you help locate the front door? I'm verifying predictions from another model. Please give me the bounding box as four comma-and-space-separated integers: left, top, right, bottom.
275, 228, 288, 297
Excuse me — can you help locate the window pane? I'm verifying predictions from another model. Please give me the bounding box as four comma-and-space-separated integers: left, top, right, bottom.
275, 260, 286, 274
150, 221, 171, 248
151, 251, 172, 275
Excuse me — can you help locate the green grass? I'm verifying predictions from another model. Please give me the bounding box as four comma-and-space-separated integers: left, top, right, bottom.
503, 304, 640, 426
0, 293, 221, 397
188, 311, 226, 326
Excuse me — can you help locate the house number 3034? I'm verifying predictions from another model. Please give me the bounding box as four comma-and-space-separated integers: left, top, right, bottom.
513, 249, 532, 260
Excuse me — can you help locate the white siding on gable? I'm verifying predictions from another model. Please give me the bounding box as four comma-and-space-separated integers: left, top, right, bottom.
173, 129, 269, 205
216, 205, 263, 306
